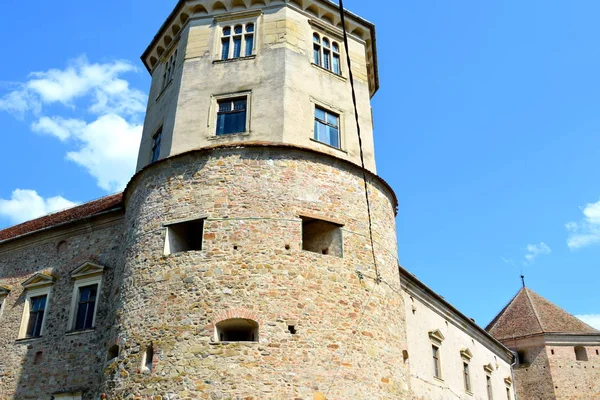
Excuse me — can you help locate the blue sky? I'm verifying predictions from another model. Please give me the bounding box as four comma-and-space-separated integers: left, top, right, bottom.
1, 0, 600, 330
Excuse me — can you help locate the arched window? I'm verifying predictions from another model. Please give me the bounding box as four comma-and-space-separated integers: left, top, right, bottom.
221, 22, 255, 60
312, 32, 341, 75
216, 318, 259, 342
575, 346, 588, 361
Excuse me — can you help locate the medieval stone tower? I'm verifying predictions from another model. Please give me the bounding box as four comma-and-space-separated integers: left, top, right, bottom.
101, 0, 411, 398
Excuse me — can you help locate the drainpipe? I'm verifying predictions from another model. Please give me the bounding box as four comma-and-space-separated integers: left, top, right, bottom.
510, 350, 518, 400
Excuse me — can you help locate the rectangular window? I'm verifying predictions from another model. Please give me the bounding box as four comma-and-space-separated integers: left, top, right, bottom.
164, 218, 205, 255
74, 284, 98, 330
217, 98, 247, 135
221, 23, 255, 60
432, 345, 441, 379
151, 127, 162, 163
162, 50, 178, 90
26, 295, 47, 338
314, 106, 340, 148
487, 376, 494, 400
463, 362, 471, 392
301, 216, 343, 257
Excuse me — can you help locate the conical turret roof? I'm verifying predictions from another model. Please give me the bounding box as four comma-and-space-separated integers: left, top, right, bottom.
486, 287, 598, 340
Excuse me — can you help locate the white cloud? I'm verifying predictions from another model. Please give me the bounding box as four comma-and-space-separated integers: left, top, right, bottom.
0, 56, 146, 192
566, 200, 600, 249
575, 314, 600, 330
0, 189, 78, 226
0, 56, 146, 117
524, 242, 551, 264
31, 114, 142, 192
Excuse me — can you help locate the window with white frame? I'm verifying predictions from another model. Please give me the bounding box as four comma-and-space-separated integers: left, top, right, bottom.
428, 329, 445, 380
68, 262, 105, 332
19, 273, 55, 339
221, 23, 255, 60
313, 33, 341, 75
214, 94, 251, 136
461, 348, 473, 392
314, 106, 340, 148
161, 49, 178, 90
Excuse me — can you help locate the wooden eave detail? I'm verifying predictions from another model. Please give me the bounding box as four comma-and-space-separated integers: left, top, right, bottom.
71, 262, 106, 279
22, 273, 55, 289
483, 363, 494, 374
460, 348, 473, 360
428, 329, 445, 344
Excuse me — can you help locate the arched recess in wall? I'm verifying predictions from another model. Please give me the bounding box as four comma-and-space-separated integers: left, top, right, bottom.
250, 0, 267, 6
305, 4, 319, 17
216, 318, 259, 342
191, 5, 208, 15
231, 0, 247, 10
351, 27, 366, 41
575, 346, 588, 361
212, 1, 228, 12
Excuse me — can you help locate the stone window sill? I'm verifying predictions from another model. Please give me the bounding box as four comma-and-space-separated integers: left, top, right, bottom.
311, 63, 346, 82
213, 55, 256, 64
433, 376, 444, 383
15, 336, 42, 344
310, 138, 347, 154
66, 328, 96, 336
208, 132, 251, 141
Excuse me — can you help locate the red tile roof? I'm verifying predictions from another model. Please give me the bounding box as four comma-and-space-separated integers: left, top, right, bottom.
0, 193, 123, 243
486, 287, 599, 340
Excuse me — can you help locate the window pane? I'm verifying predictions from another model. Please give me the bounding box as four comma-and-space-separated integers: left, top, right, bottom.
234, 25, 243, 34
216, 113, 227, 135
233, 99, 247, 111
223, 27, 231, 36
233, 37, 242, 58
328, 127, 339, 148
326, 111, 338, 127
221, 38, 230, 60
32, 296, 46, 312
314, 120, 326, 143
313, 45, 321, 66
323, 38, 330, 48
332, 42, 339, 52
315, 107, 326, 121
246, 23, 254, 33
333, 55, 341, 75
75, 303, 88, 330
245, 35, 254, 57
313, 33, 320, 43
219, 101, 231, 112
323, 49, 331, 70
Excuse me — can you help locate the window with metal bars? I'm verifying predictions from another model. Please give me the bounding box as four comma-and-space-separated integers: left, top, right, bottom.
314, 106, 340, 148
217, 97, 247, 135
313, 33, 341, 75
74, 284, 98, 330
221, 23, 255, 60
26, 295, 47, 338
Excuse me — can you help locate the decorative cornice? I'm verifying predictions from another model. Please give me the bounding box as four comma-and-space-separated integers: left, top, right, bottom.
483, 363, 494, 374
214, 9, 262, 22
429, 329, 445, 344
460, 348, 473, 360
22, 273, 55, 290
71, 262, 106, 280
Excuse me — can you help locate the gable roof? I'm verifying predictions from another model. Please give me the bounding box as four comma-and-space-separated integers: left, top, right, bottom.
0, 193, 123, 244
486, 287, 598, 340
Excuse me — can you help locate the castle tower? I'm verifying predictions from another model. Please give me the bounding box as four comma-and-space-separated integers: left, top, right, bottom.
103, 0, 411, 398
487, 287, 600, 400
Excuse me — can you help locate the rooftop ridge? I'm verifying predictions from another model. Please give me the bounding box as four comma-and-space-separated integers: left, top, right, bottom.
524, 288, 545, 333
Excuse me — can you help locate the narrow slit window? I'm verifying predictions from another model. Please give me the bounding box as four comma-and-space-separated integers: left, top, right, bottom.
487, 375, 493, 400
301, 216, 343, 257
217, 97, 247, 135
463, 362, 471, 392
432, 345, 441, 379
164, 218, 205, 255
142, 344, 154, 373
151, 127, 162, 163
314, 106, 340, 149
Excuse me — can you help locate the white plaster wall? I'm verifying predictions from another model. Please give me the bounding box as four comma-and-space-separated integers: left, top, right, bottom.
404, 291, 514, 400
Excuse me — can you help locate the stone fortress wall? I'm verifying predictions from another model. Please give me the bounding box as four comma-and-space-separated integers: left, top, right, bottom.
101, 145, 413, 399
